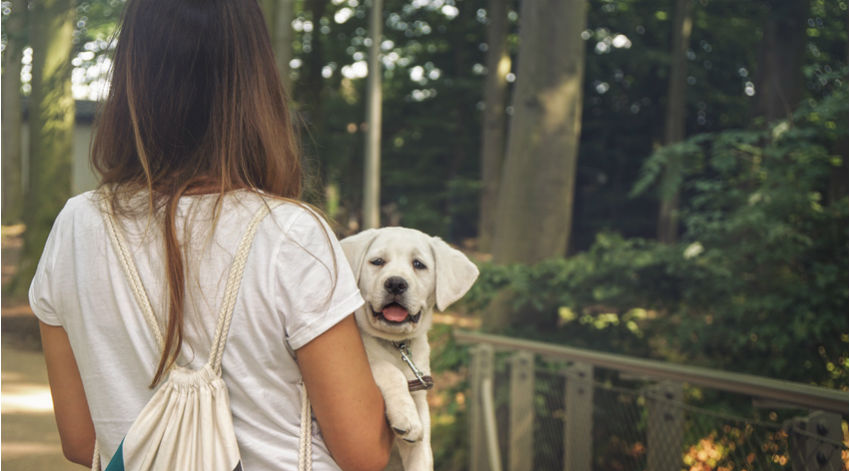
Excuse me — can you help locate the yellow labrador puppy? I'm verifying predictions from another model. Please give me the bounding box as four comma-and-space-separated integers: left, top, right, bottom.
341, 227, 479, 471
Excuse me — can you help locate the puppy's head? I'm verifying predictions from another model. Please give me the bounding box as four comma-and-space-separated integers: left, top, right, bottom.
341, 227, 479, 341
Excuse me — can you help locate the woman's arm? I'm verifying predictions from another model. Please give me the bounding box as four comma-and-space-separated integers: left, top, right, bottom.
296, 315, 394, 471
39, 321, 96, 467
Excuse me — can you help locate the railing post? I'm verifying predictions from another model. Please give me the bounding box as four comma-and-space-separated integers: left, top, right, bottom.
563, 362, 593, 471
470, 344, 495, 471
509, 351, 534, 471
482, 373, 503, 471
788, 411, 843, 471
646, 381, 683, 471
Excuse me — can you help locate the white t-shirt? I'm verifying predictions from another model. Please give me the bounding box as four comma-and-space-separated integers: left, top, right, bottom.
28, 189, 364, 470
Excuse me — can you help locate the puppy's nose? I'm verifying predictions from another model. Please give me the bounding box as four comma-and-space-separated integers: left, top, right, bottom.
385, 276, 408, 295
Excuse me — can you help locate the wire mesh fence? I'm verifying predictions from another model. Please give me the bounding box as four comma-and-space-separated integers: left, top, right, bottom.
481, 355, 848, 471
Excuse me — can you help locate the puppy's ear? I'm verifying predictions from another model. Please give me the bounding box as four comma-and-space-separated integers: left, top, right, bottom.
340, 229, 380, 282
431, 237, 479, 311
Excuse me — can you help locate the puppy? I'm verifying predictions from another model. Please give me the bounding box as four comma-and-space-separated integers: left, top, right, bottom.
341, 227, 479, 471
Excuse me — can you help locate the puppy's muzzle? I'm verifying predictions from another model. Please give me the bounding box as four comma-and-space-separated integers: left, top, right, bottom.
372, 277, 421, 324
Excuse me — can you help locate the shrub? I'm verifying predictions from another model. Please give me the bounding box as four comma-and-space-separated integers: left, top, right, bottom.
464, 87, 849, 389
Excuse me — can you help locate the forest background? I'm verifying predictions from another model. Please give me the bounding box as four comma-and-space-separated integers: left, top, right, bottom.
2, 0, 847, 464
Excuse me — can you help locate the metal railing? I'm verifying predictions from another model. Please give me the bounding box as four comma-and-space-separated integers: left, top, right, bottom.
455, 330, 849, 471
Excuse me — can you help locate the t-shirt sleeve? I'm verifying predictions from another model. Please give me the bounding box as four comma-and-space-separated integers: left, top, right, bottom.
274, 209, 363, 351
28, 206, 68, 327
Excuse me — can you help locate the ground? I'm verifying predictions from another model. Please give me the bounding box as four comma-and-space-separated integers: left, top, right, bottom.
2, 330, 80, 470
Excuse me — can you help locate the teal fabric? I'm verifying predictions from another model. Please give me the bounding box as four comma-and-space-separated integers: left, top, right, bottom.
104, 440, 125, 471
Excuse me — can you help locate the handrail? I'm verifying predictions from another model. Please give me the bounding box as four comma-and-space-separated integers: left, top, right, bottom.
454, 330, 849, 416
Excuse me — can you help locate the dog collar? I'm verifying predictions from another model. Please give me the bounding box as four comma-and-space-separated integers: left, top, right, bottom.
394, 341, 434, 392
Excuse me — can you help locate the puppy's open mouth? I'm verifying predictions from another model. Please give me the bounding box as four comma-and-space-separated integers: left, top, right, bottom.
372, 303, 422, 324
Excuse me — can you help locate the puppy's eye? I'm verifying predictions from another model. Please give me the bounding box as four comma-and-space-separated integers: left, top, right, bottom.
412, 259, 427, 270
370, 258, 386, 267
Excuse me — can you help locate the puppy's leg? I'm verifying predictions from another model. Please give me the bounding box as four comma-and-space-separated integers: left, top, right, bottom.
397, 391, 433, 471
371, 361, 423, 442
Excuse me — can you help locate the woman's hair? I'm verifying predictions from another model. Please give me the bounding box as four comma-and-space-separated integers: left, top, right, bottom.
92, 0, 301, 386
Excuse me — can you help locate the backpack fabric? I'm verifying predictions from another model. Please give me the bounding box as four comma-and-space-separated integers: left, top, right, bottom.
90, 197, 312, 471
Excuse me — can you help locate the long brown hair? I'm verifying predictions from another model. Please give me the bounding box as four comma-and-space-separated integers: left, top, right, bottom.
92, 0, 301, 386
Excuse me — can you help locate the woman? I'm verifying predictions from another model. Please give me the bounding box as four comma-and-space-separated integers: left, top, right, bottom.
28, 0, 393, 469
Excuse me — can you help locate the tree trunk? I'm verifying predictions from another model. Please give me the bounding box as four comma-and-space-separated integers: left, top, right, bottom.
754, 0, 809, 122
273, 0, 294, 93
11, 0, 76, 296
477, 0, 510, 253
491, 0, 587, 264
362, 0, 383, 229
657, 0, 693, 243
827, 16, 849, 204
303, 0, 327, 122
260, 0, 294, 94
260, 0, 276, 32
1, 0, 27, 225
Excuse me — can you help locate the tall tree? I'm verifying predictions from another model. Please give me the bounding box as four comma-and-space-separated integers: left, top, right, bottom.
657, 0, 694, 243
303, 0, 327, 120
754, 0, 809, 121
491, 0, 588, 263
11, 0, 76, 295
273, 0, 294, 93
362, 0, 383, 229
1, 0, 27, 225
830, 8, 849, 203
260, 0, 294, 92
477, 0, 510, 252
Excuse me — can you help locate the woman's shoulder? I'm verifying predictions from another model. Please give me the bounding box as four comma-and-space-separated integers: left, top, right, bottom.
241, 192, 336, 239
33, 191, 107, 272
53, 190, 106, 226
228, 193, 343, 260
64, 190, 101, 210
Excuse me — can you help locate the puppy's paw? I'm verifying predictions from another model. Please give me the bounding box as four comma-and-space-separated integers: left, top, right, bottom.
387, 408, 423, 442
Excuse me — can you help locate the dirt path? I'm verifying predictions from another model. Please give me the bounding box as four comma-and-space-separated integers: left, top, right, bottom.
1, 338, 81, 470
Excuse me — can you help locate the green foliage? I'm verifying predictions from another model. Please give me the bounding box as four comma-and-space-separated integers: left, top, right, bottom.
467, 87, 849, 388
574, 0, 848, 249
669, 85, 849, 387
464, 234, 688, 357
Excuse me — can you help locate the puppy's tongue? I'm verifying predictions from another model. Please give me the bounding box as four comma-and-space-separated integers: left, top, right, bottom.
382, 305, 409, 322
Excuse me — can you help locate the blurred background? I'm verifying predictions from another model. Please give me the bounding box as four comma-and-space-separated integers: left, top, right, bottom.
2, 0, 847, 470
